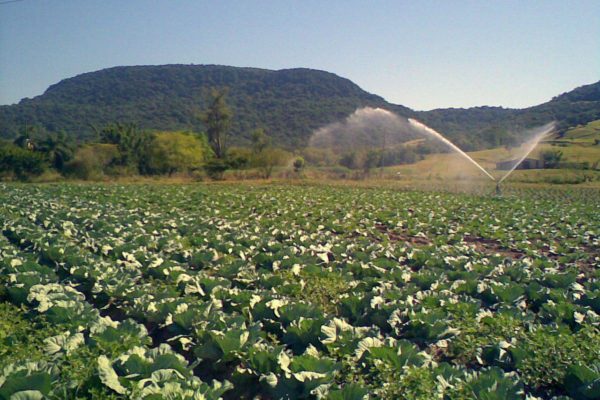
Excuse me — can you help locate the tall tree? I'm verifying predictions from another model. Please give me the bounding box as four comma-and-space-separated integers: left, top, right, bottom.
37, 131, 73, 171
95, 122, 153, 173
63, 143, 119, 180
200, 88, 232, 159
250, 128, 270, 155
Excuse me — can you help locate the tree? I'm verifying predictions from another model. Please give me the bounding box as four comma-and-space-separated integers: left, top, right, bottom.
250, 128, 270, 154
204, 158, 229, 180
247, 129, 290, 178
226, 146, 252, 169
36, 131, 73, 171
380, 146, 420, 166
199, 88, 232, 159
96, 122, 153, 173
363, 149, 381, 173
339, 152, 358, 169
253, 148, 290, 179
148, 131, 206, 175
541, 150, 563, 169
300, 147, 338, 167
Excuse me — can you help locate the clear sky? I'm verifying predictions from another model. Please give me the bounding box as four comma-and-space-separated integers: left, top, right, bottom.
1, 0, 598, 110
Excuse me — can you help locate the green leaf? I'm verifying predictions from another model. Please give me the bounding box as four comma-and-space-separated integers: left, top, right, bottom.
43, 332, 84, 358
581, 379, 600, 399
0, 372, 51, 399
194, 338, 223, 361
151, 354, 189, 376
290, 354, 338, 374
246, 348, 279, 375
97, 355, 127, 395
8, 391, 45, 400
119, 354, 148, 376
565, 365, 600, 399
215, 329, 248, 355
465, 367, 523, 400
367, 341, 425, 369
327, 383, 368, 400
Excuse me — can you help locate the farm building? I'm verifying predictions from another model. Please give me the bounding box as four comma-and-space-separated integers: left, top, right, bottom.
496, 158, 542, 170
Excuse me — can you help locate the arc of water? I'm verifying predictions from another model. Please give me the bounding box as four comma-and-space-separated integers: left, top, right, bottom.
498, 122, 556, 183
408, 118, 496, 181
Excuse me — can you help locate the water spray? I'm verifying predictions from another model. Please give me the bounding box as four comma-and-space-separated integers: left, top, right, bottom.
408, 118, 496, 182
497, 121, 556, 184
310, 107, 410, 149
311, 110, 553, 194
408, 118, 556, 194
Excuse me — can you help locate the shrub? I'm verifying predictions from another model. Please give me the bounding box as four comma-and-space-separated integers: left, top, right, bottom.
0, 144, 46, 181
204, 158, 229, 180
148, 131, 206, 175
292, 156, 305, 173
63, 143, 119, 180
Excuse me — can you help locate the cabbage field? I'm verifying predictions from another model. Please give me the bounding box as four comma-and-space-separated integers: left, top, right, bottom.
0, 183, 599, 399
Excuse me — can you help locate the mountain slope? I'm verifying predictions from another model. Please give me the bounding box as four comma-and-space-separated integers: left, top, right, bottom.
0, 64, 598, 150
417, 81, 600, 151
0, 65, 406, 148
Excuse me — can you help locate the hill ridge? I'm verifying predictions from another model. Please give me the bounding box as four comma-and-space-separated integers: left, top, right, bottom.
1, 64, 598, 150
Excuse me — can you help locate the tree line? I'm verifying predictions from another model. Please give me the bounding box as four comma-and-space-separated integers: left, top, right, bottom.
0, 65, 388, 149
5, 85, 592, 182
0, 87, 482, 182
0, 89, 301, 181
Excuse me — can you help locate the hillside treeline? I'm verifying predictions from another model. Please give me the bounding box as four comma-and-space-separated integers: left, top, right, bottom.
0, 87, 440, 182
0, 65, 390, 150
1, 65, 598, 153
417, 80, 600, 151
0, 123, 434, 182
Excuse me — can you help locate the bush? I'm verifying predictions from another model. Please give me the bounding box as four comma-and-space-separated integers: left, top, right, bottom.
541, 150, 563, 169
292, 156, 305, 173
251, 148, 291, 179
0, 144, 46, 181
339, 152, 359, 170
226, 147, 252, 169
204, 158, 229, 180
147, 131, 206, 175
63, 143, 119, 180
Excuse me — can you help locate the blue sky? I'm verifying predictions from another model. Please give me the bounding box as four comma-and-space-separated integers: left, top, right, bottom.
1, 0, 598, 110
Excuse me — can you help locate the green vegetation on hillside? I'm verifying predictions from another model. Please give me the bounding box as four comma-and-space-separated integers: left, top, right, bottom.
0, 65, 391, 149
558, 119, 600, 143
1, 65, 598, 183
417, 81, 600, 151
1, 64, 598, 152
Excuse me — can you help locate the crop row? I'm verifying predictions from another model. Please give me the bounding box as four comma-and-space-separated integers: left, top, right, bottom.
1, 183, 599, 399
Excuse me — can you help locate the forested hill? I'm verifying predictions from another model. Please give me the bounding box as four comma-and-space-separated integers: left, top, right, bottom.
417, 80, 600, 150
0, 64, 598, 150
0, 65, 404, 148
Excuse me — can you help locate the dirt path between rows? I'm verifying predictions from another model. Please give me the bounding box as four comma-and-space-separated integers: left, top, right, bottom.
373, 222, 599, 269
